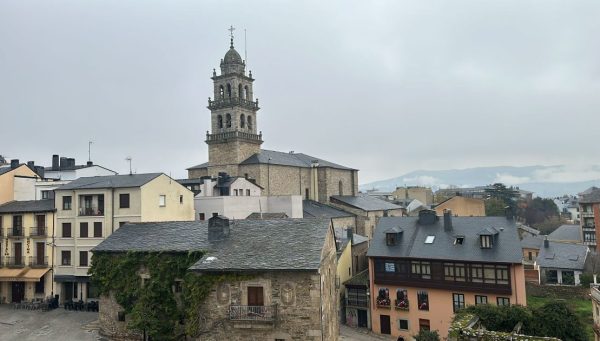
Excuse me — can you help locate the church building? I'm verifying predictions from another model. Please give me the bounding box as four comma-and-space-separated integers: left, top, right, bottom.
187, 33, 358, 203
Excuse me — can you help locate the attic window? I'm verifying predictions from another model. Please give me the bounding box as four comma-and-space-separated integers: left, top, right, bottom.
386, 233, 397, 246
480, 235, 492, 248
424, 235, 435, 244
454, 236, 465, 245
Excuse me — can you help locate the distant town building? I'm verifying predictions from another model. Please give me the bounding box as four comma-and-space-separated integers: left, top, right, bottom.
392, 186, 434, 206
43, 154, 117, 181
53, 173, 194, 303
433, 197, 485, 217
329, 195, 403, 238
579, 187, 600, 250
367, 210, 526, 339
0, 161, 39, 205
547, 224, 582, 243
536, 239, 588, 285
303, 199, 357, 232
520, 235, 543, 283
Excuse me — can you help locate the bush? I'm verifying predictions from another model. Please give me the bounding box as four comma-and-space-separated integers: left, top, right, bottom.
527, 301, 587, 341
413, 330, 440, 341
463, 304, 532, 332
579, 273, 594, 287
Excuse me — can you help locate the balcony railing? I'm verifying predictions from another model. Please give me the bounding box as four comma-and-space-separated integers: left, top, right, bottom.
583, 225, 596, 230
29, 227, 47, 237
206, 131, 263, 143
229, 305, 277, 322
6, 256, 25, 268
208, 97, 259, 111
78, 207, 104, 216
29, 256, 48, 268
7, 227, 24, 238
582, 211, 595, 218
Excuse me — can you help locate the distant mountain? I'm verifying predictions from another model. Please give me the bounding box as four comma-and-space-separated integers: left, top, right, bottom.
360, 165, 600, 198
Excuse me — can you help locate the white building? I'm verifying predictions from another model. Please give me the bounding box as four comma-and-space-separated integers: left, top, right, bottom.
43, 155, 117, 181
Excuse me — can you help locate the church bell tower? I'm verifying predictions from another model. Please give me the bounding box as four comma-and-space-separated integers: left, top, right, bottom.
206, 27, 262, 170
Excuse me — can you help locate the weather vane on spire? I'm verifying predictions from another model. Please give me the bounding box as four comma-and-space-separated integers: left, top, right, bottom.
228, 25, 236, 48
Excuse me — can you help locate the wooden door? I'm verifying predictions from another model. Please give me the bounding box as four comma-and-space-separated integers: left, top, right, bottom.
247, 286, 264, 306
380, 314, 391, 335
12, 282, 25, 303
36, 242, 45, 265
36, 215, 45, 228
14, 243, 22, 265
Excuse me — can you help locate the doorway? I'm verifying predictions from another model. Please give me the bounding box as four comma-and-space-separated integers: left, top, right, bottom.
11, 282, 25, 303
357, 309, 368, 328
36, 242, 45, 265
14, 242, 22, 266
247, 286, 264, 306
380, 314, 391, 335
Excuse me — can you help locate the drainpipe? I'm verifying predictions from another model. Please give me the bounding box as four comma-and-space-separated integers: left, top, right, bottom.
111, 189, 115, 233
319, 271, 324, 341
50, 210, 55, 297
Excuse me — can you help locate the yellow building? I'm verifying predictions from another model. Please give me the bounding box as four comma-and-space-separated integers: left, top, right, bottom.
393, 186, 434, 205
0, 199, 55, 303
434, 196, 485, 217
0, 163, 39, 205
53, 173, 194, 303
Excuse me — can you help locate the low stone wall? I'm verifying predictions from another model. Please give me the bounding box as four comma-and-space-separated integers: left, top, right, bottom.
526, 283, 590, 300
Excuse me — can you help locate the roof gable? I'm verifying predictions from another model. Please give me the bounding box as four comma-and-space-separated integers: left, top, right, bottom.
56, 173, 162, 190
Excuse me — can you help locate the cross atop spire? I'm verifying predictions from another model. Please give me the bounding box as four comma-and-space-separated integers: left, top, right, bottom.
228, 25, 236, 48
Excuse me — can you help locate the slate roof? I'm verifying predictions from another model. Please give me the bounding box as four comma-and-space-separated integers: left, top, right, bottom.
186, 162, 210, 170
0, 166, 14, 176
56, 173, 162, 190
334, 227, 368, 251
93, 221, 210, 252
343, 269, 369, 287
240, 149, 355, 170
367, 216, 523, 264
246, 212, 288, 220
580, 187, 600, 203
521, 235, 544, 249
548, 224, 582, 242
517, 224, 540, 236
189, 218, 331, 272
0, 199, 55, 213
303, 200, 354, 219
331, 195, 402, 211
537, 241, 588, 270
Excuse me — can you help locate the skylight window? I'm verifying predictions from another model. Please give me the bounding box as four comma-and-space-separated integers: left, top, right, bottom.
425, 235, 435, 244
454, 236, 465, 245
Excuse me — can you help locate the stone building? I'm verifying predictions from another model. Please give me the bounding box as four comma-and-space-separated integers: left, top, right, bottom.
187, 36, 358, 203
329, 195, 403, 238
92, 216, 339, 341
433, 196, 486, 217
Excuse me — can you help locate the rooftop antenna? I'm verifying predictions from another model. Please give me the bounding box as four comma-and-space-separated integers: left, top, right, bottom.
88, 140, 93, 162
125, 156, 132, 175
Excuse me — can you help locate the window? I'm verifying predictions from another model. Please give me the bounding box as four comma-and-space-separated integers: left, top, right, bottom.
87, 283, 99, 299
528, 251, 533, 260
496, 297, 510, 306
35, 278, 45, 294
546, 269, 558, 284
179, 195, 183, 204
93, 222, 102, 238
386, 233, 397, 246
63, 196, 72, 210
419, 319, 430, 331
41, 190, 51, 199
159, 195, 166, 207
80, 222, 88, 238
480, 235, 492, 248
61, 251, 71, 265
452, 293, 465, 312
471, 264, 484, 282
219, 85, 224, 99
376, 288, 390, 307
398, 319, 409, 330
117, 311, 126, 322
424, 235, 435, 244
417, 290, 429, 311
247, 115, 252, 129
173, 280, 183, 293
79, 251, 88, 267
384, 262, 395, 273
411, 261, 431, 279
226, 113, 232, 128
13, 215, 23, 228
199, 213, 205, 221
305, 188, 309, 200
226, 83, 232, 98
455, 236, 465, 245
562, 271, 575, 285
475, 295, 488, 305
217, 114, 223, 128
584, 231, 596, 243
395, 289, 408, 310
496, 266, 509, 284
234, 189, 238, 196
119, 193, 130, 208
212, 212, 218, 217
339, 180, 343, 196
240, 114, 245, 128
246, 189, 250, 196
62, 223, 72, 238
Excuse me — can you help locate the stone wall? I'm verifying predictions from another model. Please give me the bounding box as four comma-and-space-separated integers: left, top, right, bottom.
98, 293, 142, 341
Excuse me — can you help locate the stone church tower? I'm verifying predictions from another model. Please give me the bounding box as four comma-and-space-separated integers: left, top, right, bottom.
206, 36, 262, 175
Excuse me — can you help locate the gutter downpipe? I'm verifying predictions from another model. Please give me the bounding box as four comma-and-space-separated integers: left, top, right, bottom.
320, 270, 324, 341
111, 188, 115, 233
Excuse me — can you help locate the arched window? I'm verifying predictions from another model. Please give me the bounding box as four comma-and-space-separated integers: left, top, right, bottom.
226, 83, 232, 98
247, 115, 252, 130
339, 180, 343, 195
240, 114, 245, 128
217, 115, 223, 129
219, 86, 224, 99
226, 113, 232, 128
238, 84, 243, 99
244, 86, 249, 100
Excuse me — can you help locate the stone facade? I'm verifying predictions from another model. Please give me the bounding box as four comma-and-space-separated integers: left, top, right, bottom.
98, 292, 143, 341
328, 202, 403, 238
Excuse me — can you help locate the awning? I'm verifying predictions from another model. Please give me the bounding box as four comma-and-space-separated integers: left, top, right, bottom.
21, 268, 50, 282
0, 268, 28, 281
54, 275, 90, 283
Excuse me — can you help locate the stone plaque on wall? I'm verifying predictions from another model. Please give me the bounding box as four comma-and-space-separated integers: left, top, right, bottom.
216, 283, 230, 305
281, 282, 295, 306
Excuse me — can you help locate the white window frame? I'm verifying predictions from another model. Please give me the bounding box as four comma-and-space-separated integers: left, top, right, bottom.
159, 195, 166, 207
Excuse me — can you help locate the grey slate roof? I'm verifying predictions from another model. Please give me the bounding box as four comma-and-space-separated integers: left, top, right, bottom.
580, 187, 600, 203
521, 235, 544, 249
303, 200, 354, 218
93, 221, 210, 252
186, 162, 210, 170
331, 195, 402, 211
548, 224, 582, 242
537, 241, 588, 270
189, 218, 331, 272
240, 149, 355, 170
0, 199, 55, 213
56, 173, 162, 190
0, 166, 14, 176
367, 216, 523, 264
343, 269, 369, 287
246, 212, 288, 220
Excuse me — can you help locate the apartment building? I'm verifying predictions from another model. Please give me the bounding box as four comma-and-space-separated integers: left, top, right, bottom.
579, 187, 600, 250
53, 173, 194, 303
367, 210, 525, 339
0, 199, 55, 303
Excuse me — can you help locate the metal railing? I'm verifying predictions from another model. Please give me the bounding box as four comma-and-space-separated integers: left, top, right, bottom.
7, 227, 24, 238
29, 256, 48, 267
582, 211, 595, 218
29, 227, 47, 237
78, 207, 104, 216
208, 97, 259, 110
229, 305, 277, 322
6, 256, 26, 268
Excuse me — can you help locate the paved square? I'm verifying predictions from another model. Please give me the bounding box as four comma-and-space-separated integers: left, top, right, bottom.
0, 305, 101, 341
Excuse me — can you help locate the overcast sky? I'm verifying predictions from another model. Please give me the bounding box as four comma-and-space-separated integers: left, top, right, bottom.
1, 1, 599, 184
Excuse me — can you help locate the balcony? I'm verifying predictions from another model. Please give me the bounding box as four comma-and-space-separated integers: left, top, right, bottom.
582, 211, 595, 218
29, 256, 48, 268
6, 256, 26, 268
78, 207, 104, 217
7, 227, 24, 238
208, 97, 259, 111
206, 131, 263, 144
229, 305, 277, 322
29, 227, 47, 238
395, 299, 409, 311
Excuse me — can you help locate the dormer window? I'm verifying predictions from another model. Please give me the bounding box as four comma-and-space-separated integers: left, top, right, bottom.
480, 235, 492, 248
454, 236, 465, 245
386, 233, 397, 246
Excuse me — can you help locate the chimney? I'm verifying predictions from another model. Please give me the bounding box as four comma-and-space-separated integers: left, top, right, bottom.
27, 161, 35, 169
67, 158, 75, 168
87, 161, 93, 166
52, 155, 59, 170
59, 157, 67, 169
34, 166, 45, 179
543, 238, 549, 248
10, 159, 19, 169
346, 227, 353, 244
208, 215, 230, 241
504, 206, 514, 220
418, 209, 438, 225
443, 209, 453, 231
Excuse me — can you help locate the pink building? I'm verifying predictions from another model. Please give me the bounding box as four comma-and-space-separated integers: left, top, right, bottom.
367, 210, 526, 339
